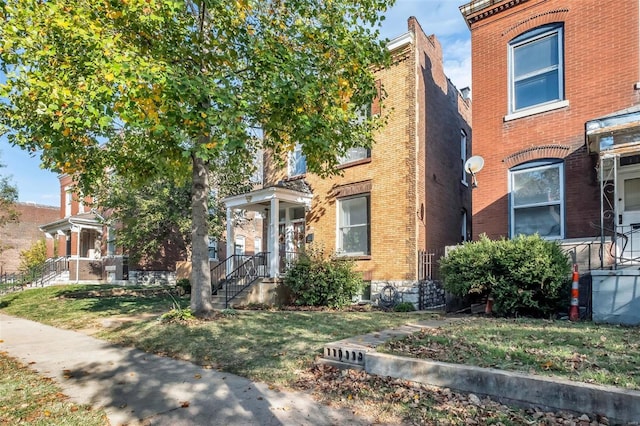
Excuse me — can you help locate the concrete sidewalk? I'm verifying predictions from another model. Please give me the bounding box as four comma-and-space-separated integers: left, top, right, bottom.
0, 313, 367, 426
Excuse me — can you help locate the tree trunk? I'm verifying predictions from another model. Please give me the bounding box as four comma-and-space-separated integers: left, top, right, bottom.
190, 153, 213, 316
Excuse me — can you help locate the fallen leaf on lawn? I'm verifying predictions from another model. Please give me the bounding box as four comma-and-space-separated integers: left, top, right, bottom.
70, 406, 79, 412
180, 401, 190, 408
44, 411, 51, 417
540, 361, 554, 370
28, 361, 36, 365
194, 374, 201, 379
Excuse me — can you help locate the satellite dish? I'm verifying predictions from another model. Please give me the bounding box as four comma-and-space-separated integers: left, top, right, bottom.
464, 156, 484, 188
464, 156, 485, 174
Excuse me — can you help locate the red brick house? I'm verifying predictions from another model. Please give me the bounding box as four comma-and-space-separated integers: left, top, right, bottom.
223, 18, 472, 307
460, 0, 640, 323
0, 202, 58, 275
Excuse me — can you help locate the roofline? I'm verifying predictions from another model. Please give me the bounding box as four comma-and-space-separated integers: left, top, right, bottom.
459, 0, 531, 28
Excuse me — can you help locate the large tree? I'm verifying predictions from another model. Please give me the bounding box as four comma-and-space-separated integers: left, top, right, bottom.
0, 0, 391, 316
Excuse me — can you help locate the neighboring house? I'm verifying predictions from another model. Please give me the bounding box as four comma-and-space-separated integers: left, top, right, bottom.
39, 174, 109, 282
459, 0, 640, 323
0, 202, 58, 275
39, 173, 264, 284
223, 17, 472, 307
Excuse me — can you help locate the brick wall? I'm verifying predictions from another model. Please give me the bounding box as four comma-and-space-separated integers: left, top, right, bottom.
0, 203, 59, 274
264, 18, 471, 282
468, 0, 640, 240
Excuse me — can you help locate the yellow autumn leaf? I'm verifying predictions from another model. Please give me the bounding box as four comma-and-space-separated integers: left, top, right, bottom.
62, 128, 71, 137
104, 73, 115, 82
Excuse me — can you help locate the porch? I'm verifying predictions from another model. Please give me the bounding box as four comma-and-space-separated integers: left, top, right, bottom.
586, 104, 640, 325
222, 181, 313, 279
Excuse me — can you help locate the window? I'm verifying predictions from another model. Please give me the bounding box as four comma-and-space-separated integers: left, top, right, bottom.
338, 195, 370, 255
461, 210, 468, 242
254, 237, 262, 254
338, 147, 370, 165
509, 24, 563, 113
65, 187, 72, 217
234, 236, 246, 255
208, 237, 218, 260
288, 143, 306, 176
509, 161, 564, 238
461, 130, 468, 184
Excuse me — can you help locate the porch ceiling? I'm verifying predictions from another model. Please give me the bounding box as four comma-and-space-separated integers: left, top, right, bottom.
40, 213, 103, 236
587, 105, 640, 154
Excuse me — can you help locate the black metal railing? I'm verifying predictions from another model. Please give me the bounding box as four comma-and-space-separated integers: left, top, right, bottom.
0, 257, 69, 295
224, 252, 270, 307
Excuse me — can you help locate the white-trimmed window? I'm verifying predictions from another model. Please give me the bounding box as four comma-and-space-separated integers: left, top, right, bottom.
288, 143, 306, 176
208, 237, 218, 260
254, 237, 262, 254
65, 187, 72, 217
234, 236, 246, 256
337, 195, 370, 255
509, 24, 564, 113
461, 130, 468, 184
509, 160, 564, 239
338, 147, 370, 165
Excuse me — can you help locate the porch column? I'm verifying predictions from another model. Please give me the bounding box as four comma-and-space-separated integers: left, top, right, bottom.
226, 207, 234, 260
270, 197, 279, 278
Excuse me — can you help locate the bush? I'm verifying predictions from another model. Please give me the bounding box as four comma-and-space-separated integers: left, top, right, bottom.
283, 246, 364, 308
440, 234, 571, 317
393, 302, 416, 312
19, 239, 47, 276
176, 278, 191, 295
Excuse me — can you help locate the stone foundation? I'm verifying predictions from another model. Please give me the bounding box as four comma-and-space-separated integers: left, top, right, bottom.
128, 270, 176, 286
371, 280, 445, 310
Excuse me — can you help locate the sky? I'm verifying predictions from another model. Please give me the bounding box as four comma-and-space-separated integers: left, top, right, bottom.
0, 0, 472, 207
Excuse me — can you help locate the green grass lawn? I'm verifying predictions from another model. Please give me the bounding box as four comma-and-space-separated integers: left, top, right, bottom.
0, 285, 439, 386
0, 352, 108, 425
2, 285, 636, 425
381, 317, 640, 390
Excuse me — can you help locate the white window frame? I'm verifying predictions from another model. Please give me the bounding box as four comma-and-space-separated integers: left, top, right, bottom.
338, 147, 371, 165
234, 235, 246, 256
509, 161, 565, 239
254, 237, 262, 254
336, 194, 370, 256
461, 130, 468, 185
208, 237, 218, 260
65, 186, 72, 217
288, 143, 307, 177
508, 24, 564, 115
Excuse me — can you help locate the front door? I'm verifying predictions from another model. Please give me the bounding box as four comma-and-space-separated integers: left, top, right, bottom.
279, 206, 306, 270
617, 163, 640, 262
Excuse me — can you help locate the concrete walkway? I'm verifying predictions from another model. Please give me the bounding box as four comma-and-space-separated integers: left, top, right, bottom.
0, 313, 368, 426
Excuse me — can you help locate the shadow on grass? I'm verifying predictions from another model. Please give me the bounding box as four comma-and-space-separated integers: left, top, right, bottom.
1, 314, 364, 425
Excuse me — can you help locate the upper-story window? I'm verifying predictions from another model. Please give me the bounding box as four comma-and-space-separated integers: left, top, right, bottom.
509, 24, 564, 114
460, 130, 468, 185
65, 186, 72, 217
338, 147, 371, 165
509, 160, 564, 239
288, 143, 306, 177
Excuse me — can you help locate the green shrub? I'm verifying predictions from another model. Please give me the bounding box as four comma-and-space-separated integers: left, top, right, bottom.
440, 234, 571, 318
176, 278, 191, 295
283, 246, 364, 308
393, 301, 416, 312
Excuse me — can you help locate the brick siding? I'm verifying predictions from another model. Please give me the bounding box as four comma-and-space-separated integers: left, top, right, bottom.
467, 0, 640, 239
0, 203, 59, 274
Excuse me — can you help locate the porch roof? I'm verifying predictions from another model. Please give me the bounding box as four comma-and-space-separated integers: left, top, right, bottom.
223, 180, 313, 211
40, 212, 103, 237
586, 104, 640, 154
